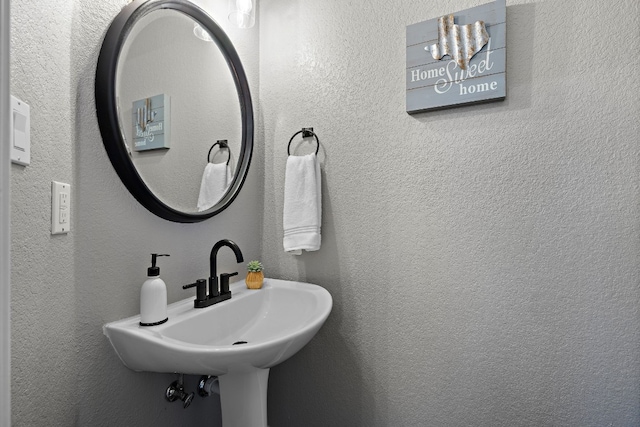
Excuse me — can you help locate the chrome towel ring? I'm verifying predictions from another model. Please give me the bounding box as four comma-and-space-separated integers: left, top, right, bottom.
207, 140, 230, 165
287, 128, 319, 156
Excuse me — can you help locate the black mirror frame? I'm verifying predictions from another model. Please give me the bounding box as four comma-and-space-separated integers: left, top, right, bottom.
95, 0, 253, 223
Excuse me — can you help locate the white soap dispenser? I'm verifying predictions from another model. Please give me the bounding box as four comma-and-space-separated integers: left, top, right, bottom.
140, 253, 170, 326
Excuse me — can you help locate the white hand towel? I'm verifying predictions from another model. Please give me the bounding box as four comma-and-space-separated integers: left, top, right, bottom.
197, 163, 232, 212
283, 153, 321, 254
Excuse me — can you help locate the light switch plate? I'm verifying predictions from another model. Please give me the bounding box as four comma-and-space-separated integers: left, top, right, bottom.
51, 181, 71, 235
10, 95, 30, 166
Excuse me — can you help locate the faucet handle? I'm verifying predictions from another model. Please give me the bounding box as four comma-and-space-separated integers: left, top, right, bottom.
183, 279, 207, 302
220, 272, 238, 295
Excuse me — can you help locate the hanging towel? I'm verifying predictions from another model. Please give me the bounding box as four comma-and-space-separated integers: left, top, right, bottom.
283, 153, 322, 254
197, 163, 232, 211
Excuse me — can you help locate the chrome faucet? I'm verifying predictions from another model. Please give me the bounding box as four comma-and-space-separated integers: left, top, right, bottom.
183, 239, 244, 308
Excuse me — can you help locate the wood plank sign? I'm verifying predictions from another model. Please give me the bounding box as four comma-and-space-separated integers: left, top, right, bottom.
406, 0, 506, 113
132, 93, 171, 152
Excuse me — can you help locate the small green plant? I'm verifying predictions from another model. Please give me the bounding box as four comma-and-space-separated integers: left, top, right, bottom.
247, 260, 263, 272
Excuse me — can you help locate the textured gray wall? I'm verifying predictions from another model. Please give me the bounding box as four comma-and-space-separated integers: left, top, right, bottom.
260, 0, 640, 426
10, 0, 261, 425
10, 0, 640, 426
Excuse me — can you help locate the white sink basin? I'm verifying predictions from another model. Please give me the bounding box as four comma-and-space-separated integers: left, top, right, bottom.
103, 278, 332, 427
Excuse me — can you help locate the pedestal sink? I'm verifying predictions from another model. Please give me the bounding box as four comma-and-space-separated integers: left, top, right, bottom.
103, 278, 332, 427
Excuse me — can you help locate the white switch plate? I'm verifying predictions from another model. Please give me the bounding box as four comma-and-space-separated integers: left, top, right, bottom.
51, 181, 71, 235
10, 95, 30, 166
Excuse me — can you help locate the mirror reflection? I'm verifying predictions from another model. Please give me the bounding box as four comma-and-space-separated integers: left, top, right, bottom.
116, 9, 241, 213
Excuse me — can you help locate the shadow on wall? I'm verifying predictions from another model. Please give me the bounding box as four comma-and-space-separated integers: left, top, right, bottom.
267, 171, 393, 426
268, 322, 375, 426
268, 173, 371, 425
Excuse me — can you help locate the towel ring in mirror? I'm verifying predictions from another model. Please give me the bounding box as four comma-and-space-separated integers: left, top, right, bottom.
208, 140, 231, 165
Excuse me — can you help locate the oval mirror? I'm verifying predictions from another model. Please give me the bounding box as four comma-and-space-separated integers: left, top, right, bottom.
95, 0, 253, 223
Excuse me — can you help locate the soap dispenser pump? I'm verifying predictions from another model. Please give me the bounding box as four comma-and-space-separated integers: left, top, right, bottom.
140, 253, 170, 326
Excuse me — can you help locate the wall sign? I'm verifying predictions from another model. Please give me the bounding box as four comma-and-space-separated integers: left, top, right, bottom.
406, 0, 506, 113
132, 93, 170, 151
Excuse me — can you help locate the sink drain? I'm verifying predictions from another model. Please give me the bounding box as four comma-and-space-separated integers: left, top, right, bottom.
232, 340, 248, 345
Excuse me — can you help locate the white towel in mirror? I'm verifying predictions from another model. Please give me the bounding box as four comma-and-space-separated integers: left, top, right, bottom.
197, 163, 232, 212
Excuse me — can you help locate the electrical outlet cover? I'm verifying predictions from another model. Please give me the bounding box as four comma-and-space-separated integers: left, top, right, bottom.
51, 181, 71, 234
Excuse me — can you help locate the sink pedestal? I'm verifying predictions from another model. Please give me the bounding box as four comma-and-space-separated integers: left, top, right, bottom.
218, 368, 270, 427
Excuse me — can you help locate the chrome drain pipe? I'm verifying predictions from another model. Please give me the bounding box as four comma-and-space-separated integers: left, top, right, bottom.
197, 375, 220, 397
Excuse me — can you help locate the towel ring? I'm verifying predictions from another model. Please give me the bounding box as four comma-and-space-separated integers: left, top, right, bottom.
207, 140, 230, 165
287, 128, 319, 156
